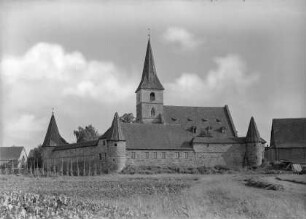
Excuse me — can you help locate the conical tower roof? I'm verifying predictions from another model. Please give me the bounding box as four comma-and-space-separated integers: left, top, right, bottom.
246, 117, 261, 143
135, 39, 164, 92
107, 112, 125, 141
42, 113, 68, 147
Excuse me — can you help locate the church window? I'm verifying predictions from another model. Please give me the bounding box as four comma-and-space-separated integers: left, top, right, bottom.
150, 92, 155, 101
175, 152, 180, 158
99, 153, 102, 160
162, 152, 166, 159
153, 152, 157, 159
145, 152, 149, 159
132, 152, 136, 159
151, 108, 155, 117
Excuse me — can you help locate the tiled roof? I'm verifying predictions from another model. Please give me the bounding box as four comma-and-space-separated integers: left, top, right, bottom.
193, 137, 245, 144
53, 140, 98, 151
245, 117, 261, 143
42, 114, 68, 147
163, 105, 238, 138
0, 147, 25, 160
120, 123, 194, 150
100, 112, 125, 141
271, 118, 306, 148
135, 39, 164, 92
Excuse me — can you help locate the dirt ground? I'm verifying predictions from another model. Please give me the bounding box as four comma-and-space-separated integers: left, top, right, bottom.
0, 173, 305, 218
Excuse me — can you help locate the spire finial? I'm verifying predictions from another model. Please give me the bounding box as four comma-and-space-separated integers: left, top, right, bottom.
148, 28, 151, 40
52, 107, 54, 115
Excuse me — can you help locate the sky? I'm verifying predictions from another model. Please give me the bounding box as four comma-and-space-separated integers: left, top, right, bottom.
1, 0, 305, 153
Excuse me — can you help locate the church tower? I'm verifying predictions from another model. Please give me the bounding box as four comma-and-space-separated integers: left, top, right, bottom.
135, 38, 164, 123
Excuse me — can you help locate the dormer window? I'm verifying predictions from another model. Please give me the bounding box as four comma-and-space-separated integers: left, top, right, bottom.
150, 92, 155, 101
216, 119, 221, 123
220, 126, 226, 133
151, 108, 155, 117
202, 118, 207, 122
187, 118, 192, 121
171, 117, 177, 121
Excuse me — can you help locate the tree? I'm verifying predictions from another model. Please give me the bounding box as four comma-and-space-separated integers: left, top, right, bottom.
27, 144, 43, 168
73, 125, 99, 143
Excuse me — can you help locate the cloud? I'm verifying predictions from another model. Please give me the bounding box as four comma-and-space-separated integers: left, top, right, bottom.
163, 27, 203, 50
1, 42, 136, 148
165, 54, 259, 105
2, 43, 135, 102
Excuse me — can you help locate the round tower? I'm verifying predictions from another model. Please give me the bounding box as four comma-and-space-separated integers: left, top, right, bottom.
245, 117, 264, 167
106, 112, 127, 172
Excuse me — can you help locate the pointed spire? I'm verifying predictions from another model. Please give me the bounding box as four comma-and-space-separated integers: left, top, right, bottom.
42, 113, 68, 147
108, 112, 125, 141
135, 38, 164, 92
246, 117, 261, 143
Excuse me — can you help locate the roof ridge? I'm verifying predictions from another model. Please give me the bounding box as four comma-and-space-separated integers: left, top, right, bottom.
164, 105, 225, 109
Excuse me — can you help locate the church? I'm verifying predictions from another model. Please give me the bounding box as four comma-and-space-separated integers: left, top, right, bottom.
41, 39, 266, 173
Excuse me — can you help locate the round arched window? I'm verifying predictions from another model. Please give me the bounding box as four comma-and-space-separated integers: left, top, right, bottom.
151, 108, 155, 117
150, 92, 155, 101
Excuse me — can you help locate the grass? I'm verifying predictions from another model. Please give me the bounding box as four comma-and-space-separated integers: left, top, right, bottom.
0, 173, 305, 218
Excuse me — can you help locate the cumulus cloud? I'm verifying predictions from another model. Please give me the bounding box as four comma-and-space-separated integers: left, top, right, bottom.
163, 27, 203, 50
1, 43, 136, 148
165, 54, 259, 105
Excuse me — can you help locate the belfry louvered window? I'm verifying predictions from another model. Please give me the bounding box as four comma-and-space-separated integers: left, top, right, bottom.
150, 92, 155, 101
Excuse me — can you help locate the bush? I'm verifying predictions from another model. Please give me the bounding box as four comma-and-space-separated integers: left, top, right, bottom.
120, 165, 235, 175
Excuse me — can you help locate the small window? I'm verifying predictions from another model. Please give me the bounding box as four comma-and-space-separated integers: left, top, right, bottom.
151, 108, 155, 117
175, 152, 180, 159
150, 92, 155, 101
145, 152, 149, 159
184, 152, 188, 159
162, 152, 166, 159
202, 118, 207, 122
171, 117, 177, 121
103, 140, 106, 145
99, 153, 102, 160
114, 143, 117, 146
153, 152, 157, 159
187, 118, 192, 121
216, 119, 221, 123
131, 152, 136, 159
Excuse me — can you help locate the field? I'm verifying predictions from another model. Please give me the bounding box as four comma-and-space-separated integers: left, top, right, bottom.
0, 173, 306, 219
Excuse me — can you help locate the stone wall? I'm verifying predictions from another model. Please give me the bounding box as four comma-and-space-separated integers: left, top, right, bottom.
136, 89, 164, 123
126, 143, 246, 168
246, 143, 264, 167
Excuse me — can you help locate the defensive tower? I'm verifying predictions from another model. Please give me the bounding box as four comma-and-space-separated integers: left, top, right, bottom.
245, 117, 264, 167
105, 112, 127, 172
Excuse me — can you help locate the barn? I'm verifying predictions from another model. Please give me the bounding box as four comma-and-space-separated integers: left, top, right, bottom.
0, 146, 28, 169
266, 118, 306, 164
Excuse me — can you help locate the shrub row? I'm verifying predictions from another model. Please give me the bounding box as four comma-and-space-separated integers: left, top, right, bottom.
120, 165, 233, 175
